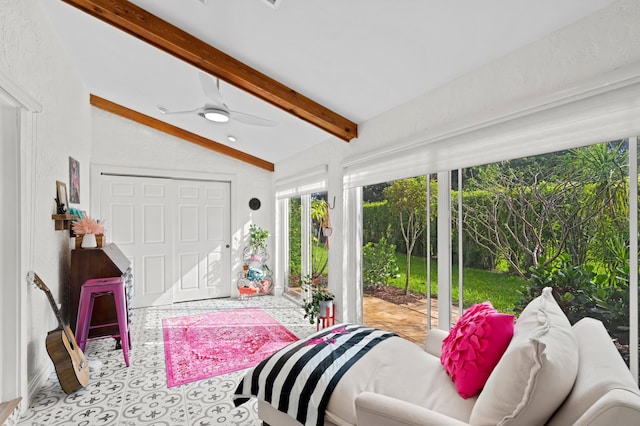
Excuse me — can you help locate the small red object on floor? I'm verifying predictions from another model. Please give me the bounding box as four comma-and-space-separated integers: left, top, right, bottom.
317, 304, 335, 331
239, 286, 259, 300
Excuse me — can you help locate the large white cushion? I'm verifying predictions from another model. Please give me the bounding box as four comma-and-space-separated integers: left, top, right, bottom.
547, 318, 640, 425
469, 287, 578, 425
328, 335, 476, 424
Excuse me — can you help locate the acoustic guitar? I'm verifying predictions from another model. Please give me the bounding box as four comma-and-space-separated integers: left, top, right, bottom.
30, 272, 89, 394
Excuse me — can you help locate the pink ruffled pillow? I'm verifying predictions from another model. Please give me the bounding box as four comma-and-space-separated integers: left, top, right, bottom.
441, 302, 514, 399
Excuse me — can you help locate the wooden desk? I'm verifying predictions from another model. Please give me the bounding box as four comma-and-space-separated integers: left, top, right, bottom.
69, 243, 132, 339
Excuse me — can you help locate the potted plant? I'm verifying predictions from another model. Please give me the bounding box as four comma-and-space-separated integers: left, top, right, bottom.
249, 224, 270, 252
301, 275, 334, 325
72, 215, 105, 248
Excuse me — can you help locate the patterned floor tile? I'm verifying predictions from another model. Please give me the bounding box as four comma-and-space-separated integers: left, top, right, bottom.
19, 295, 315, 425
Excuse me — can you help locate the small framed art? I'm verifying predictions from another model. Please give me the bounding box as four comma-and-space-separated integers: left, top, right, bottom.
56, 180, 69, 214
69, 156, 80, 204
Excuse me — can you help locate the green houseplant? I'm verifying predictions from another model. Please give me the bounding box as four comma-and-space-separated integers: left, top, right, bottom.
301, 274, 334, 325
249, 224, 270, 252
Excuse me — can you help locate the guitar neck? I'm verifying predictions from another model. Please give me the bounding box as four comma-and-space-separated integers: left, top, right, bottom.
43, 288, 66, 330
32, 273, 69, 333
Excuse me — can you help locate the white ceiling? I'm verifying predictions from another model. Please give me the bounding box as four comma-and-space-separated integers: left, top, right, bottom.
40, 0, 617, 164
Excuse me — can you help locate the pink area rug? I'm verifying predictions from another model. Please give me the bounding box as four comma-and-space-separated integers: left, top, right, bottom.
162, 307, 298, 387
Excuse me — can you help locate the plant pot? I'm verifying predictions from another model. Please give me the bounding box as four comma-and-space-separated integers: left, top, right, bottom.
81, 233, 97, 248
318, 300, 334, 318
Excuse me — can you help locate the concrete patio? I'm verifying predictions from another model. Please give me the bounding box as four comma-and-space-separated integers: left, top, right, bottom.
363, 295, 459, 347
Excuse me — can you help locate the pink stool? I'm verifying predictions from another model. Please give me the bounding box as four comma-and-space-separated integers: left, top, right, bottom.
75, 276, 130, 366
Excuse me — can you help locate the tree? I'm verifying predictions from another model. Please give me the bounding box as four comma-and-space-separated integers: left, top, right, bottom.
363, 183, 389, 202
383, 177, 428, 294
462, 141, 629, 279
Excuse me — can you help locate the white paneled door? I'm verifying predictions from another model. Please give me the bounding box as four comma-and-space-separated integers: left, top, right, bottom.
173, 179, 230, 302
99, 175, 230, 308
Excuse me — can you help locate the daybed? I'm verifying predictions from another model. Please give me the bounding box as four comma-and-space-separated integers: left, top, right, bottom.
235, 288, 640, 425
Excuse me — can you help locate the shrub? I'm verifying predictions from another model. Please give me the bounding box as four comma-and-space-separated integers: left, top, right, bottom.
363, 236, 399, 290
514, 255, 599, 324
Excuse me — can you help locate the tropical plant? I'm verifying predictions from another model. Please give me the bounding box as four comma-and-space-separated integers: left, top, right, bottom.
514, 255, 599, 324
301, 274, 334, 325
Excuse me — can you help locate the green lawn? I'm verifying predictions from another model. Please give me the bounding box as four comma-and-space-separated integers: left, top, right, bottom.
311, 244, 525, 313
388, 253, 525, 313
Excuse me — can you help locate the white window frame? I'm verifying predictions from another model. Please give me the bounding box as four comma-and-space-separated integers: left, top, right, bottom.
275, 166, 328, 302
343, 65, 640, 377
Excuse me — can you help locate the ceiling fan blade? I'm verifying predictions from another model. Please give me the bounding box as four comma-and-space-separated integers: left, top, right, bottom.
157, 105, 200, 115
157, 105, 201, 115
229, 110, 278, 127
198, 73, 226, 106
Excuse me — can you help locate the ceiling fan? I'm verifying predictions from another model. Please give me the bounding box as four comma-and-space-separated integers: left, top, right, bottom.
157, 73, 277, 127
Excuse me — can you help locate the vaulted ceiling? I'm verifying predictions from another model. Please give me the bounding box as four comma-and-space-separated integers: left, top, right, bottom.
41, 0, 617, 170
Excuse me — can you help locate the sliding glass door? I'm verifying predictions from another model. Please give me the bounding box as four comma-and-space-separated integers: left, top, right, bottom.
283, 192, 329, 300
351, 138, 638, 380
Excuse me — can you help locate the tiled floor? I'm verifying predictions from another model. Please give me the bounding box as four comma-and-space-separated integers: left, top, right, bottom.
19, 296, 317, 426
19, 294, 444, 425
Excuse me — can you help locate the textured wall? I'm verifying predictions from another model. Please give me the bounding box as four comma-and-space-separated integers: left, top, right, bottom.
276, 0, 640, 176
1, 0, 276, 401
354, 0, 640, 156
277, 0, 640, 195
0, 0, 92, 398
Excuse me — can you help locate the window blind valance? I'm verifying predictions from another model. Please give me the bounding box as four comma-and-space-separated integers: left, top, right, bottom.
344, 65, 640, 189
275, 165, 328, 199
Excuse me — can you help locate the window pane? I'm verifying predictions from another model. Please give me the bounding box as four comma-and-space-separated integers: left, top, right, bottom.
287, 196, 302, 299
361, 178, 431, 345
311, 192, 329, 286
461, 140, 631, 365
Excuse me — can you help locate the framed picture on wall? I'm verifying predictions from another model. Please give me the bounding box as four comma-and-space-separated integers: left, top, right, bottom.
69, 156, 80, 204
56, 180, 69, 214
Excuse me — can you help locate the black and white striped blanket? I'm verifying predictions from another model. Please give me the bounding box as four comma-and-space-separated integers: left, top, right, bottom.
233, 324, 396, 426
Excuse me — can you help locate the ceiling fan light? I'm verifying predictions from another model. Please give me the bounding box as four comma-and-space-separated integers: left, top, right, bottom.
202, 109, 230, 123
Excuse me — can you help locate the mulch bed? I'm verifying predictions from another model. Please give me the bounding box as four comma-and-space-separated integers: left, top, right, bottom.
364, 285, 427, 305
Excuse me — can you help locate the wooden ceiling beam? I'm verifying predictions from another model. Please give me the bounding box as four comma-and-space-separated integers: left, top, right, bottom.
62, 0, 358, 142
90, 94, 275, 172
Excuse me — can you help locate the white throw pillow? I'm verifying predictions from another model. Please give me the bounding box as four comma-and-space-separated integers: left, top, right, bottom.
469, 287, 578, 426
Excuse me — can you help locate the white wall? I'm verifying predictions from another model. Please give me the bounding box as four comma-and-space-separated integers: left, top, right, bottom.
351, 0, 640, 161
0, 0, 273, 403
274, 0, 640, 322
90, 109, 274, 295
0, 0, 93, 400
